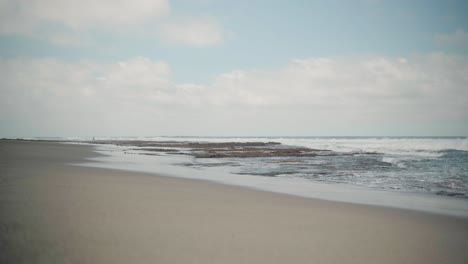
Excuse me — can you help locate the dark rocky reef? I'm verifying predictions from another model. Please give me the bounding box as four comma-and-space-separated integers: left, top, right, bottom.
85, 140, 380, 159
192, 147, 322, 158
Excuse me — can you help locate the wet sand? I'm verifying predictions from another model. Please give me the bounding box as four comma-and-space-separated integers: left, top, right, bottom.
1, 140, 467, 264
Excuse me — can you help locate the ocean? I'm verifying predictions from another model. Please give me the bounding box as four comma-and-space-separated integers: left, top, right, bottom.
179, 136, 468, 198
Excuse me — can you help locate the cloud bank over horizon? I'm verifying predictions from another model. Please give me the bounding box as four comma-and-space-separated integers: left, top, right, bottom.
1, 54, 467, 137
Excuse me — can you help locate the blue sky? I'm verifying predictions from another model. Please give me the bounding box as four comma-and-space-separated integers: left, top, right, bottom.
1, 0, 468, 136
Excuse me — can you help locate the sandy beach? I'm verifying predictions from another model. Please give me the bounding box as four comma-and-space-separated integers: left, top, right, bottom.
1, 140, 467, 264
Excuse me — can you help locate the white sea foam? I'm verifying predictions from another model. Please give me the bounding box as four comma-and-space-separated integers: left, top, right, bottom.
277, 137, 468, 157
381, 157, 407, 168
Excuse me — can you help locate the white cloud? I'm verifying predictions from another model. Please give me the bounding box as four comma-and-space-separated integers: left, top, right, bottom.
1, 54, 467, 136
209, 54, 468, 112
160, 17, 224, 47
0, 0, 228, 48
435, 29, 468, 47
0, 0, 170, 34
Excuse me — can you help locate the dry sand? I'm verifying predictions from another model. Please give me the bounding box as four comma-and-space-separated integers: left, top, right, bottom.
1, 140, 467, 264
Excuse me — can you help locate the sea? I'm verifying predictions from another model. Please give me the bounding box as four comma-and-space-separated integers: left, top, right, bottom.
31, 136, 468, 217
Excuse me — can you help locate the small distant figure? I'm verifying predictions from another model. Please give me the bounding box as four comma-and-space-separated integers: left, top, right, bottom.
93, 137, 95, 141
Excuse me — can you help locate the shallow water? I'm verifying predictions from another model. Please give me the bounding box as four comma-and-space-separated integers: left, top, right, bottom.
93, 136, 468, 198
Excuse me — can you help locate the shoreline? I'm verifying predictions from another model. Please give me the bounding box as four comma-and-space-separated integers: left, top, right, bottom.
80, 142, 468, 218
1, 140, 468, 263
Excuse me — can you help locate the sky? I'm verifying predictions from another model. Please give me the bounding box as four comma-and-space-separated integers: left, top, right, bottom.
1, 0, 468, 137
